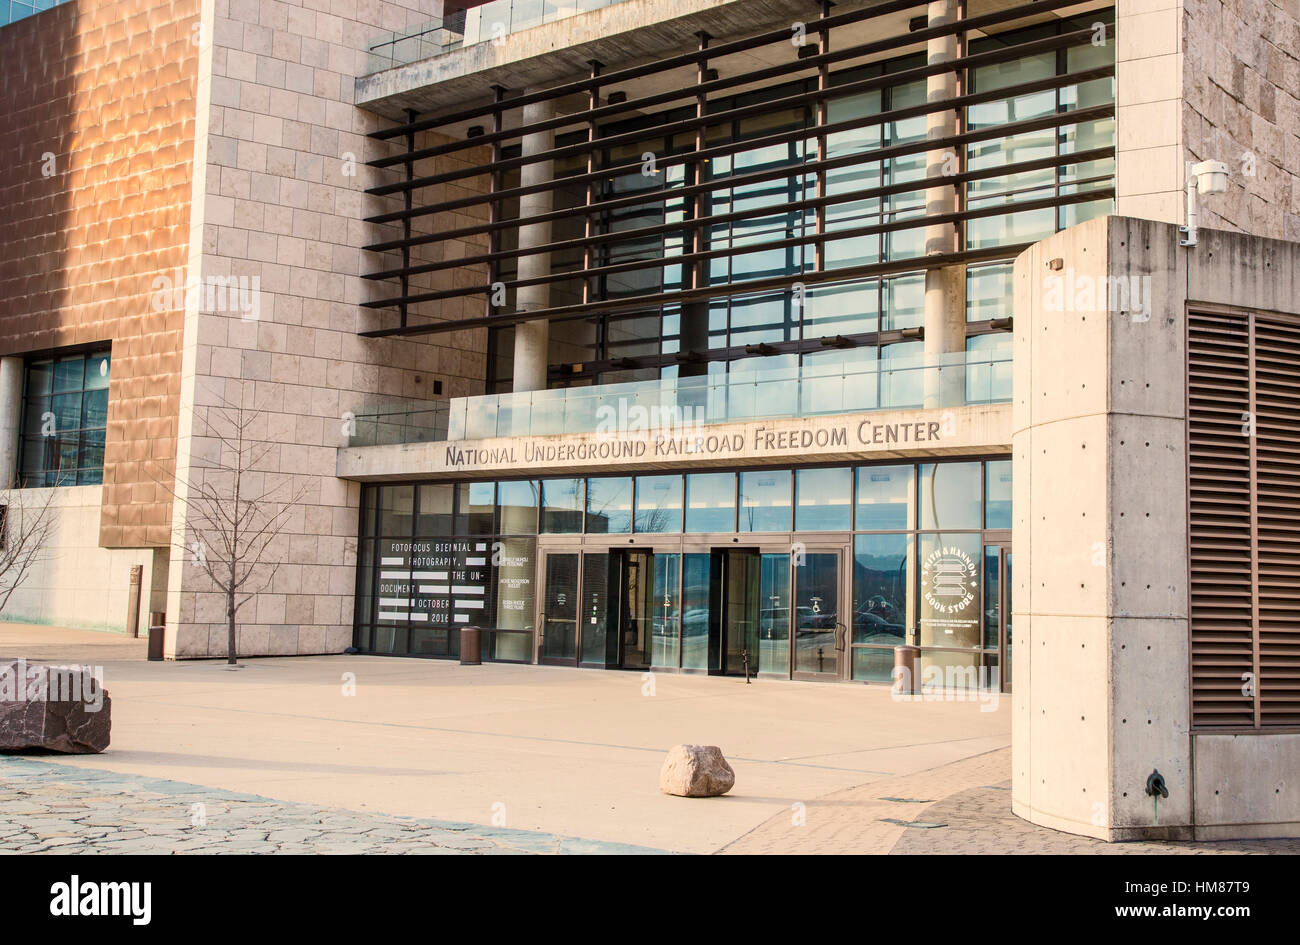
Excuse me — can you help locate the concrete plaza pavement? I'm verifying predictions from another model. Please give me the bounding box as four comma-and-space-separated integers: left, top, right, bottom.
1, 625, 1009, 853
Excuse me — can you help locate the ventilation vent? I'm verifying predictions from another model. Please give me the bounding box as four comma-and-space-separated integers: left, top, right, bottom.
1188, 310, 1300, 729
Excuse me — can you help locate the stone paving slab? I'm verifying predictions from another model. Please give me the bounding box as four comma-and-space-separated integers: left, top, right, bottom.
0, 757, 670, 855
723, 747, 1300, 854
891, 781, 1300, 855
719, 747, 1009, 853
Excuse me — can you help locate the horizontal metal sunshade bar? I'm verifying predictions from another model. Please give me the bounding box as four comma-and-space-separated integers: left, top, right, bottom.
359, 1, 1116, 337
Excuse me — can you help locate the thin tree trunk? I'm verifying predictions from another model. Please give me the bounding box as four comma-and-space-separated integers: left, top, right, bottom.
227, 589, 237, 665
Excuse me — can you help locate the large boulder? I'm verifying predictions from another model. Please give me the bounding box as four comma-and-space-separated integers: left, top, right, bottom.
0, 660, 111, 754
659, 744, 735, 797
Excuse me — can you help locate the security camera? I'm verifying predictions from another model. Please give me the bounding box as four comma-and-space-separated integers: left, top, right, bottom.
1191, 159, 1229, 196
1180, 158, 1230, 247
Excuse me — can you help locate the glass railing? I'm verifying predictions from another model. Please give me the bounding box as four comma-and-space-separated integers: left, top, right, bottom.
346, 350, 1011, 448
366, 0, 633, 73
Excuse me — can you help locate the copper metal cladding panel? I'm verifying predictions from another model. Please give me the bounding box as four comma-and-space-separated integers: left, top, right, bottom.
0, 0, 200, 548
1189, 310, 1300, 729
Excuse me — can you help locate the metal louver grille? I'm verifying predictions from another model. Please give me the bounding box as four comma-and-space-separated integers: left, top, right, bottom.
1250, 319, 1300, 725
1188, 312, 1255, 727
1188, 310, 1300, 729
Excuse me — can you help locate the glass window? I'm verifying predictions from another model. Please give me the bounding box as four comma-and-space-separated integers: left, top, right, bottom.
354, 537, 376, 650
918, 531, 983, 649
795, 467, 851, 531
586, 477, 633, 533
883, 272, 924, 330
852, 647, 896, 683
635, 475, 683, 532
966, 263, 1014, 322
378, 485, 414, 536
415, 483, 453, 536
52, 356, 84, 393
19, 349, 111, 487
360, 486, 378, 538
493, 537, 536, 645
497, 479, 538, 535
541, 478, 584, 533
685, 472, 736, 532
739, 469, 791, 532
852, 533, 911, 648
919, 462, 982, 530
455, 481, 495, 535
84, 352, 110, 389
855, 464, 914, 530
985, 460, 1013, 529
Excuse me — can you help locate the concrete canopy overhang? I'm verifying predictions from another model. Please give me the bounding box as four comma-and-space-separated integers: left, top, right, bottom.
335, 402, 1012, 481
356, 0, 853, 121
354, 0, 1097, 125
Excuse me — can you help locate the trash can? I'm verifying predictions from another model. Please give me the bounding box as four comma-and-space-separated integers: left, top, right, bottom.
459, 626, 481, 666
147, 623, 165, 661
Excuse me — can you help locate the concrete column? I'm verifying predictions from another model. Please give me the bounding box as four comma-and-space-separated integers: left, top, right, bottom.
922, 0, 965, 409
0, 356, 25, 490
513, 96, 556, 393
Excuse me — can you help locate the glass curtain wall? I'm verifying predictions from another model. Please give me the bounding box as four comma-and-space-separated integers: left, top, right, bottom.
357, 458, 1012, 683
484, 14, 1115, 394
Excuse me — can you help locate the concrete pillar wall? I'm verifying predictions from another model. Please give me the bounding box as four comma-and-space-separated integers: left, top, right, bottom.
513, 96, 557, 394
1013, 214, 1300, 840
1011, 216, 1125, 840
0, 356, 24, 490
922, 0, 964, 408
1012, 215, 1193, 841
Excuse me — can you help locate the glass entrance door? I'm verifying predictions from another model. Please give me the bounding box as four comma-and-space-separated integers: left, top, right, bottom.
620, 550, 653, 670
982, 543, 1012, 692
580, 552, 617, 666
793, 550, 845, 679
722, 550, 760, 676
539, 552, 579, 665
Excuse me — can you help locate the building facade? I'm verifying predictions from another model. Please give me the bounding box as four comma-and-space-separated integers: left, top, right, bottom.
2, 0, 1299, 838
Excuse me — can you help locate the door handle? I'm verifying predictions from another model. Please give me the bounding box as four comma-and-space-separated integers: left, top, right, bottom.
538, 612, 545, 643
835, 622, 846, 652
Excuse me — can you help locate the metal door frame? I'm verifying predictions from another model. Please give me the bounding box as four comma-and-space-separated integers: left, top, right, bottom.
790, 537, 852, 682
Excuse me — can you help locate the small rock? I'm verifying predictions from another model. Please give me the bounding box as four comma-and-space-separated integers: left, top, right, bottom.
659, 744, 735, 797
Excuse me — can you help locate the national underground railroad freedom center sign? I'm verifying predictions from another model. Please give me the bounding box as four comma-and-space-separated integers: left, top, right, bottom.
336, 403, 1012, 482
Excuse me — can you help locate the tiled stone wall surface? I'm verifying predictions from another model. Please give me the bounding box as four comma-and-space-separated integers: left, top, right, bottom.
1182, 0, 1300, 240
1116, 0, 1300, 239
1115, 0, 1186, 224
0, 0, 201, 548
166, 0, 491, 657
